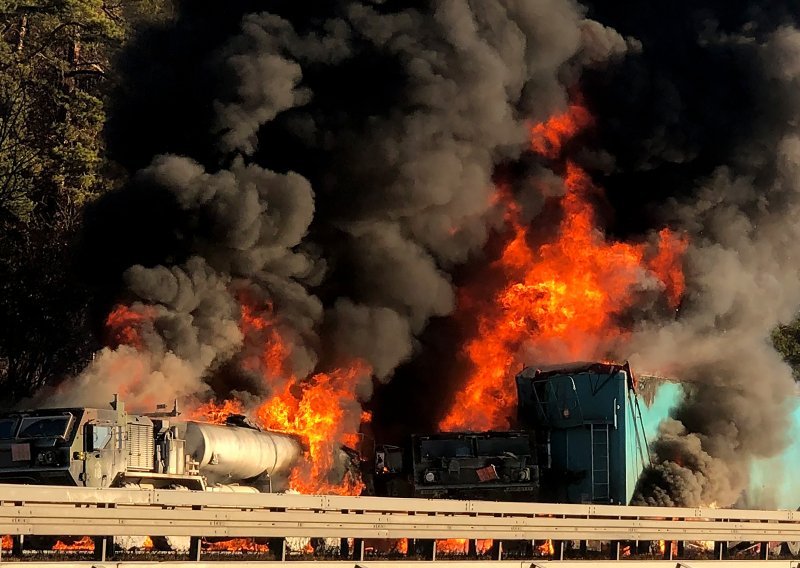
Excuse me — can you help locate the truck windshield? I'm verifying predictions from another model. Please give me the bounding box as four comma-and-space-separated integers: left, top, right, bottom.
0, 419, 17, 439
17, 416, 72, 439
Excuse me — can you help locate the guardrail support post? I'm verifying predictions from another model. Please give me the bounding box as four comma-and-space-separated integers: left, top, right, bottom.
267, 538, 285, 561
759, 542, 769, 560
663, 541, 673, 560
339, 538, 349, 558
189, 537, 201, 561
554, 540, 565, 560
714, 541, 727, 560
352, 538, 364, 561
468, 538, 477, 558
93, 536, 112, 561
490, 539, 502, 560
677, 541, 684, 557
609, 540, 620, 560
11, 536, 22, 558
415, 539, 435, 561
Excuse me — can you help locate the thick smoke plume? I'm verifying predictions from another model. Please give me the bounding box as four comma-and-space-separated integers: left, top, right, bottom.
50, 1, 631, 466
626, 24, 800, 507
40, 0, 800, 506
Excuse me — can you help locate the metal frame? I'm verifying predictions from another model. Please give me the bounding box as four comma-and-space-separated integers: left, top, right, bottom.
0, 562, 799, 568
0, 484, 800, 542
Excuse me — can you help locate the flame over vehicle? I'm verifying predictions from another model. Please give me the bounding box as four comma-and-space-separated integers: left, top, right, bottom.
440, 103, 686, 432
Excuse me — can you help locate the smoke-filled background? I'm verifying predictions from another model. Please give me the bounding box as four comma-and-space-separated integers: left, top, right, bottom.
8, 0, 800, 505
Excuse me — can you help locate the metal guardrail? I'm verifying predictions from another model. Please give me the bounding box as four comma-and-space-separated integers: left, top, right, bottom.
0, 484, 799, 541
3, 562, 800, 568
1, 484, 799, 564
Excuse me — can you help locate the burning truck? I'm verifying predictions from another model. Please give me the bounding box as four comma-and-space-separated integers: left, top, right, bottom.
0, 395, 352, 492
0, 361, 651, 504
370, 361, 652, 505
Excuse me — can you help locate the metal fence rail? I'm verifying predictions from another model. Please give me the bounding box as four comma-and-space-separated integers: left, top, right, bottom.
3, 562, 800, 568
1, 484, 800, 563
0, 484, 798, 541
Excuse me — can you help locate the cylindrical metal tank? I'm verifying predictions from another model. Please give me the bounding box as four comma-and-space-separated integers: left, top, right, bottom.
206, 484, 260, 493
178, 421, 302, 481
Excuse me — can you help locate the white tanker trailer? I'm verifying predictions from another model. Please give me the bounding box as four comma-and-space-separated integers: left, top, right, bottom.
178, 420, 302, 485
0, 396, 306, 491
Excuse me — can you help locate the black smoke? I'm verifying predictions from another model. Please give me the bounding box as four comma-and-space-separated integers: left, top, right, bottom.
575, 1, 800, 507
48, 0, 800, 508
57, 1, 630, 411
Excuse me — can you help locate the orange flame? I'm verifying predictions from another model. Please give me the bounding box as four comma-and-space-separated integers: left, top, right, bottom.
105, 304, 156, 349
53, 536, 94, 552
440, 102, 687, 431
189, 399, 244, 424
238, 298, 371, 495
536, 539, 555, 556
436, 539, 468, 554
651, 228, 689, 308
256, 362, 371, 495
530, 103, 593, 158
1, 535, 11, 551
435, 539, 493, 555
203, 538, 270, 553
142, 536, 154, 550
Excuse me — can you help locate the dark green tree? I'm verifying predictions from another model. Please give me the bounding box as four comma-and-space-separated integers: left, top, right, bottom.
773, 318, 800, 381
0, 0, 172, 402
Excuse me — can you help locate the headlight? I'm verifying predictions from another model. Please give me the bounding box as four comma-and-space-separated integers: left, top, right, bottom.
35, 450, 56, 465
423, 470, 437, 483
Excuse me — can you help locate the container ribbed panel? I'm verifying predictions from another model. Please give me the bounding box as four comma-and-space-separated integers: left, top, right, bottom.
127, 423, 154, 471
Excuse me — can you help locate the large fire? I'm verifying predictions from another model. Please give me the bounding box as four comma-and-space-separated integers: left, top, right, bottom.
440, 103, 687, 431
190, 300, 370, 495
102, 99, 687, 496
255, 362, 370, 495
1, 535, 11, 550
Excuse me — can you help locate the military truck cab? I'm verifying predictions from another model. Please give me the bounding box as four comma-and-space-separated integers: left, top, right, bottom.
0, 398, 203, 489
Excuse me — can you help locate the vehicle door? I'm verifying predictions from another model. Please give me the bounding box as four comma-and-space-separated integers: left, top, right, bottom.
83, 422, 115, 487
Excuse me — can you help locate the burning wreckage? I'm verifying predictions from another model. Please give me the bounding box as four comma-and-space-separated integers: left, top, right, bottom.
0, 395, 357, 492
372, 361, 650, 505
0, 362, 652, 506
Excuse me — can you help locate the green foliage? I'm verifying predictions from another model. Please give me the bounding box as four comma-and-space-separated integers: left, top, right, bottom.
0, 0, 172, 401
0, 53, 40, 222
773, 319, 800, 381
